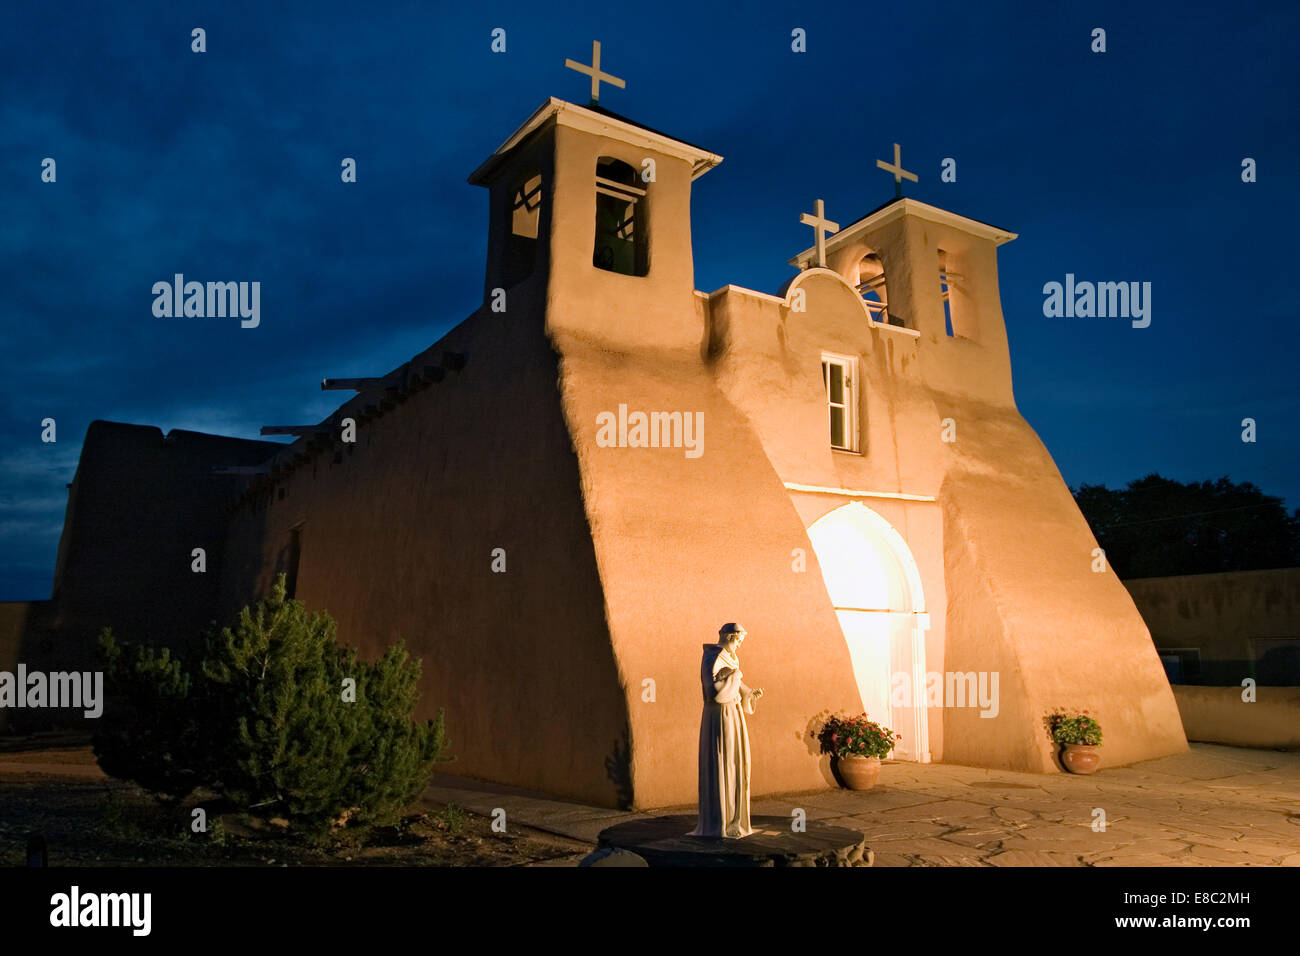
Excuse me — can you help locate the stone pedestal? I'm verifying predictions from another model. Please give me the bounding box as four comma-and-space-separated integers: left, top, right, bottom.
597, 814, 871, 867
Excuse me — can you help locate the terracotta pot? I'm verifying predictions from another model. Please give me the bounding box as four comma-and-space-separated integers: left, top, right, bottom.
1060, 744, 1101, 774
836, 755, 881, 790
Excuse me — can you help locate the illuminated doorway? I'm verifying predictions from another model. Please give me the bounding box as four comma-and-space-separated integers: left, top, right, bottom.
807, 502, 931, 762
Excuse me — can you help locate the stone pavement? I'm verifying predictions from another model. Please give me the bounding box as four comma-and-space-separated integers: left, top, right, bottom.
422, 744, 1300, 866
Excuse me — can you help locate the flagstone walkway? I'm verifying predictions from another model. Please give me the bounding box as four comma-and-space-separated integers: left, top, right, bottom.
422, 744, 1300, 866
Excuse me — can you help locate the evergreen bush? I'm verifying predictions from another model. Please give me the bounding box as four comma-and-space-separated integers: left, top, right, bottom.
93, 631, 209, 800
94, 575, 450, 838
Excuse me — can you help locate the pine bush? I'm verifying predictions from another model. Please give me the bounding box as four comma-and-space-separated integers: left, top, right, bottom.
93, 629, 210, 800
94, 575, 450, 837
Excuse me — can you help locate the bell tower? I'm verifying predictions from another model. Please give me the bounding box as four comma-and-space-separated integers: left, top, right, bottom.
792, 200, 1019, 404
469, 47, 722, 354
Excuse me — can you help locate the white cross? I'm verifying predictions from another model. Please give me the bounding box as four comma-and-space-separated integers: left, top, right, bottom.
875, 143, 918, 197
800, 199, 840, 269
565, 41, 625, 104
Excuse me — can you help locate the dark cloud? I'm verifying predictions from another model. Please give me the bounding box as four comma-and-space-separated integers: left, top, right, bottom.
2, 0, 1298, 597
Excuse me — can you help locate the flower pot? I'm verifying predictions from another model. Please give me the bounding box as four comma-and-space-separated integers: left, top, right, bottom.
835, 755, 881, 790
1060, 744, 1100, 775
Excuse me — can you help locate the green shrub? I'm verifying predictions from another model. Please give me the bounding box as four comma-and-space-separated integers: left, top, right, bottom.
814, 712, 900, 760
434, 803, 469, 835
95, 575, 450, 838
1048, 711, 1103, 746
93, 631, 210, 800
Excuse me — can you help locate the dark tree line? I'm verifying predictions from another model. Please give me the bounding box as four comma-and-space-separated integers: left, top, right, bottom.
1072, 474, 1300, 579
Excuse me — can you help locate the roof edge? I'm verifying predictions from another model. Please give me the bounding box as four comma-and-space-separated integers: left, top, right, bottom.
469, 97, 723, 186
789, 197, 1017, 268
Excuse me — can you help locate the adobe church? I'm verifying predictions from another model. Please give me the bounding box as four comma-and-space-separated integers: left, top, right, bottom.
43, 61, 1187, 808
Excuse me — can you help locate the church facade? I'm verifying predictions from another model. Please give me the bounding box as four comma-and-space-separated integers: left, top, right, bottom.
48, 96, 1187, 808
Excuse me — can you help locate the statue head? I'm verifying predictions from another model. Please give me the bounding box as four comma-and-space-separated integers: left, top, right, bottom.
718, 622, 747, 651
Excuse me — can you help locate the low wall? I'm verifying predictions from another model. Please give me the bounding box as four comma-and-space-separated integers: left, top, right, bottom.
1172, 685, 1300, 749
0, 599, 88, 734
0, 602, 34, 674
1125, 568, 1300, 685
1, 602, 44, 733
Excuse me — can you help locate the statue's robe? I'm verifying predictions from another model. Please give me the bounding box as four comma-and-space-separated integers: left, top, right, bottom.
690, 644, 755, 838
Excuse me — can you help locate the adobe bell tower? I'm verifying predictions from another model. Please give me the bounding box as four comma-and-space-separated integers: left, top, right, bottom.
469, 44, 722, 354
791, 189, 1020, 405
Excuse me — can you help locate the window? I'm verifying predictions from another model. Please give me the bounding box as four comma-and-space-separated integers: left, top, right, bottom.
1158, 648, 1201, 684
821, 353, 858, 451
284, 525, 303, 599
856, 253, 893, 325
1254, 638, 1300, 685
512, 173, 542, 239
504, 172, 542, 285
938, 251, 954, 336
593, 157, 648, 276
938, 250, 970, 338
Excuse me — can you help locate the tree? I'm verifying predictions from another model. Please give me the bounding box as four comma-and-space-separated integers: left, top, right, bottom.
93, 631, 210, 801
95, 575, 450, 838
201, 576, 449, 833
1073, 474, 1300, 579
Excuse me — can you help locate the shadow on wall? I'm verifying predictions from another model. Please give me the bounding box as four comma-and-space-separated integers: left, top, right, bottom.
605, 729, 633, 810
802, 710, 841, 789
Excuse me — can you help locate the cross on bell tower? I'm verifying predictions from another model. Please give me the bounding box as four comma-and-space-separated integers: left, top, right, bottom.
564, 40, 626, 105
799, 199, 839, 269
875, 143, 919, 199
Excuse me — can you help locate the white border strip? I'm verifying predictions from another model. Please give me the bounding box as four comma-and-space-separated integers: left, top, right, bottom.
783, 481, 936, 502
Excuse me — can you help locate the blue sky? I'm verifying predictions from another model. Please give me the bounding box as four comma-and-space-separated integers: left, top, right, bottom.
2, 0, 1297, 599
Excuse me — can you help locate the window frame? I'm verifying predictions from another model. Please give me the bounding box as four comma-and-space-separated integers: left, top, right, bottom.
510, 172, 543, 240
821, 351, 860, 453
502, 170, 544, 286
592, 157, 649, 277
937, 249, 970, 339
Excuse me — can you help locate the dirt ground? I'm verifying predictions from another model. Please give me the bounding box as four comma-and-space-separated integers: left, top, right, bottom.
0, 733, 593, 867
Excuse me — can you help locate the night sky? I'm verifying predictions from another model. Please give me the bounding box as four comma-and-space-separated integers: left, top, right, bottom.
2, 1, 1297, 599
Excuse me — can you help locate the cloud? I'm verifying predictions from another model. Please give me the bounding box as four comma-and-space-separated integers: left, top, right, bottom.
0, 494, 68, 514
0, 517, 65, 541
0, 446, 80, 480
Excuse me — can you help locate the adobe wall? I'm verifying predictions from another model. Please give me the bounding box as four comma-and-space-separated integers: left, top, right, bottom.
707, 277, 952, 763
49, 422, 280, 657
707, 258, 1187, 773
217, 299, 632, 807
0, 599, 80, 733
1171, 685, 1300, 749
551, 335, 866, 808
541, 121, 866, 806
0, 602, 31, 677
0, 602, 41, 731
940, 431, 1188, 770
1125, 568, 1300, 685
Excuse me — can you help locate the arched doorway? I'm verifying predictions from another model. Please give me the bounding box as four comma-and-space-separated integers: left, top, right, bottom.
807, 502, 931, 762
